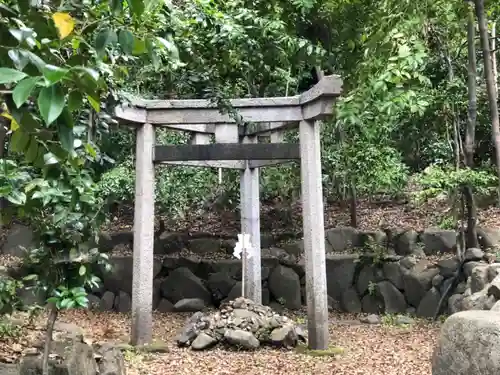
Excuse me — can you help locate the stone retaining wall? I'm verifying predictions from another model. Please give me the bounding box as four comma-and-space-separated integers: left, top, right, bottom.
3, 224, 500, 317
84, 247, 500, 318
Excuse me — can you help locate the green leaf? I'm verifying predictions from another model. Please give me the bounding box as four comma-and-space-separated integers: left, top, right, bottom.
31, 191, 43, 199
43, 152, 59, 165
7, 190, 26, 205
95, 29, 118, 57
87, 95, 100, 112
110, 0, 123, 15
75, 296, 88, 307
0, 4, 17, 16
146, 39, 160, 70
132, 39, 146, 55
0, 68, 27, 84
8, 50, 29, 70
57, 109, 75, 153
67, 91, 83, 112
25, 138, 39, 163
43, 65, 69, 84
37, 84, 65, 125
71, 67, 100, 83
126, 0, 145, 17
13, 76, 40, 108
118, 29, 134, 54
9, 130, 30, 153
79, 265, 86, 276
156, 36, 178, 59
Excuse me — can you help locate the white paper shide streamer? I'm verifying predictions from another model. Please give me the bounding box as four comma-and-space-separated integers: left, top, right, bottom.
233, 233, 254, 297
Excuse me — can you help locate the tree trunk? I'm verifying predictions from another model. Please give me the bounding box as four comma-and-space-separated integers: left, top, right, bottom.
475, 0, 500, 205
349, 183, 357, 228
0, 108, 7, 229
465, 2, 479, 249
42, 306, 58, 375
491, 21, 498, 96
434, 2, 480, 319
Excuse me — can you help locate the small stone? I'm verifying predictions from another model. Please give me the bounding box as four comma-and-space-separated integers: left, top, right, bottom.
174, 298, 207, 312
22, 348, 38, 356
360, 314, 381, 324
471, 266, 489, 293
464, 248, 484, 261
224, 329, 260, 350
270, 325, 298, 348
191, 332, 218, 350
487, 275, 500, 299
395, 315, 415, 325
432, 274, 444, 287
156, 298, 175, 312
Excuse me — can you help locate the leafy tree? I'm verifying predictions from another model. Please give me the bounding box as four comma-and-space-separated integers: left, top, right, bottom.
0, 0, 174, 370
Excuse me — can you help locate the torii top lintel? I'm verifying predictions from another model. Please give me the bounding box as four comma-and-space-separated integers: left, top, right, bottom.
114, 75, 343, 126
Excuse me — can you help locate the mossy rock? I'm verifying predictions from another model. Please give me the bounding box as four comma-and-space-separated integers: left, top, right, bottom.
294, 343, 344, 357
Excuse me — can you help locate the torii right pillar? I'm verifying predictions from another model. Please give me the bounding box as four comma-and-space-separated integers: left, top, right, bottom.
300, 119, 329, 350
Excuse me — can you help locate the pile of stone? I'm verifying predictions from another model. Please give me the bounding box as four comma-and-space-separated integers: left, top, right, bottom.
448, 253, 500, 313
175, 297, 307, 350
0, 320, 125, 375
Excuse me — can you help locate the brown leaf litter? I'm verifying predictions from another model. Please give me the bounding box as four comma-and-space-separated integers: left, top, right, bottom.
1, 309, 441, 375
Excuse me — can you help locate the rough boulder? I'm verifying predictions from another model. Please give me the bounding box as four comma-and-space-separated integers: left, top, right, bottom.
432, 310, 500, 375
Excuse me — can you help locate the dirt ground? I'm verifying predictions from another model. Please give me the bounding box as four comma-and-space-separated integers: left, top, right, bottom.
1, 309, 441, 375
103, 196, 500, 237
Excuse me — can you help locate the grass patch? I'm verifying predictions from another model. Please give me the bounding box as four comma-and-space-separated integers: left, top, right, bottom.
295, 343, 344, 357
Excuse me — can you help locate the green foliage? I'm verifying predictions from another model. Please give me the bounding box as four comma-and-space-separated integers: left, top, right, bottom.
413, 164, 497, 202
0, 317, 22, 339
438, 215, 457, 230
0, 0, 165, 314
97, 159, 135, 204
0, 274, 23, 315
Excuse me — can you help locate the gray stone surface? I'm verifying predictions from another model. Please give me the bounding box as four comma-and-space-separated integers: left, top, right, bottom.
325, 255, 357, 301
403, 261, 439, 307
420, 228, 456, 255
116, 291, 131, 313
156, 298, 175, 312
356, 265, 383, 296
340, 287, 362, 313
477, 226, 500, 249
361, 294, 383, 314
268, 265, 301, 309
1, 224, 34, 257
325, 227, 358, 252
393, 229, 420, 256
433, 311, 500, 375
174, 298, 207, 312
416, 287, 441, 318
471, 265, 489, 293
464, 248, 484, 262
437, 258, 460, 278
160, 267, 212, 304
382, 262, 404, 290
376, 281, 407, 313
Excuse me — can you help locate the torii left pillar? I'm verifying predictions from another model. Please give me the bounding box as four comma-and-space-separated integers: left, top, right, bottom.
131, 122, 155, 345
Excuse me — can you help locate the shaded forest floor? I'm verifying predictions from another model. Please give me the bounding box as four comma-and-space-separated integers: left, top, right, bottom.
0, 196, 495, 374
1, 309, 440, 375
105, 196, 500, 237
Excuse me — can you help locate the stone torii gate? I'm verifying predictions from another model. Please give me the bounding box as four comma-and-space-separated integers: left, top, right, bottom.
114, 75, 342, 350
